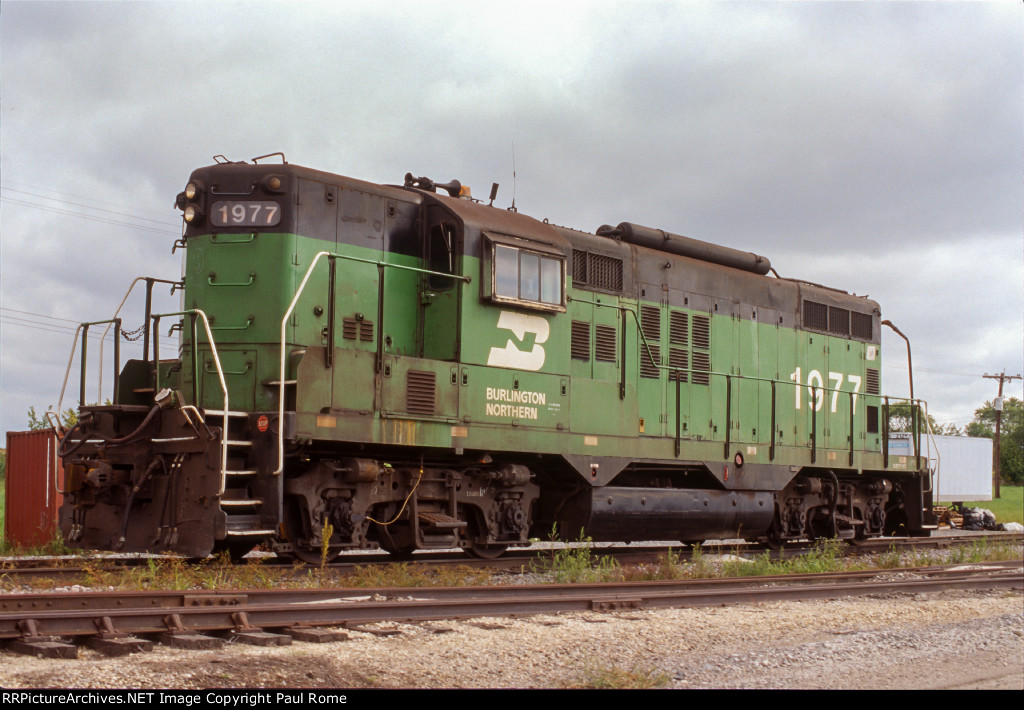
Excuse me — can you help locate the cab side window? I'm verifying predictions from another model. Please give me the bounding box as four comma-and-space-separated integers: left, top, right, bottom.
487, 238, 565, 312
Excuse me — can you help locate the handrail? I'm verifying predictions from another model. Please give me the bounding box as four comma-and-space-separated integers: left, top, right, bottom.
57, 276, 179, 416
274, 250, 472, 478
151, 309, 230, 495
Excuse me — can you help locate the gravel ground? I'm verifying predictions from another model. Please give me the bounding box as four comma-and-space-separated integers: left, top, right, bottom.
1, 586, 1020, 689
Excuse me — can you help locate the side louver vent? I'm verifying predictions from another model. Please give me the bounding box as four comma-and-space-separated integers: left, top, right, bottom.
669, 311, 688, 346
640, 305, 661, 379
571, 320, 590, 360
691, 314, 711, 385
669, 347, 689, 382
595, 324, 617, 362
692, 314, 710, 350
866, 368, 880, 395
406, 370, 437, 415
343, 317, 374, 341
691, 351, 711, 386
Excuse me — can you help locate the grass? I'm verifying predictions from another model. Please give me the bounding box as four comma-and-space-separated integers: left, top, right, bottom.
0, 529, 76, 556
335, 562, 495, 588
531, 534, 1023, 586
0, 551, 499, 592
2, 534, 1020, 594
963, 485, 1023, 524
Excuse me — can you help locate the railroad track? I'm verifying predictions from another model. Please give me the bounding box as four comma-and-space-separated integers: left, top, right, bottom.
2, 532, 1020, 584
1, 560, 1020, 658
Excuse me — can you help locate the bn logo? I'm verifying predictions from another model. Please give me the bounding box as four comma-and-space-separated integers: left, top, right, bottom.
486, 311, 549, 371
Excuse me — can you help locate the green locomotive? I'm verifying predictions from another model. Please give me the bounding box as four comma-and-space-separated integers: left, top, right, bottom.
57, 155, 936, 560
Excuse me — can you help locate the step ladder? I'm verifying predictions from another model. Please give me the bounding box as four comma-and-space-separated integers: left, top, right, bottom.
205, 408, 276, 539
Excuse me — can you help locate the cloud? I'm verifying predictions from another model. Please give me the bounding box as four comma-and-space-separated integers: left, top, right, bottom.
2, 1, 1021, 433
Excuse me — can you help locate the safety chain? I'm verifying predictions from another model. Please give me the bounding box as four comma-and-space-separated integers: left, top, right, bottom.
120, 324, 147, 341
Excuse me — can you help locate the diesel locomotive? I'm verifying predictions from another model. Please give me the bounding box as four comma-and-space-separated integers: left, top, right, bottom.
56, 154, 936, 560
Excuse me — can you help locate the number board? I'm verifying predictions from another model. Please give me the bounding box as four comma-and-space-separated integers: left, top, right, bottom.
211, 201, 282, 227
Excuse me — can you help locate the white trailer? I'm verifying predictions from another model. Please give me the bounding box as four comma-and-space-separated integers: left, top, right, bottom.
888, 433, 993, 502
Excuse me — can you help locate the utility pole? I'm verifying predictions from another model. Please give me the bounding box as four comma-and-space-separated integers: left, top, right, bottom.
982, 371, 1021, 499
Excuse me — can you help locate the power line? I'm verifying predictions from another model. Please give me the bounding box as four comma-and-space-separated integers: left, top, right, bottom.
0, 195, 179, 235
1, 306, 84, 325
1, 180, 176, 221
0, 186, 179, 228
1, 315, 121, 341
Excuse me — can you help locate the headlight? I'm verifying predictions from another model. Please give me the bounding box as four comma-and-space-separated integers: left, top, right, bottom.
183, 204, 202, 223
184, 180, 202, 200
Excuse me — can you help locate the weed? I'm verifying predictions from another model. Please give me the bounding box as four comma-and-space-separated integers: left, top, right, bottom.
574, 662, 670, 689
874, 545, 903, 569
532, 528, 622, 583
686, 543, 714, 578
320, 518, 335, 570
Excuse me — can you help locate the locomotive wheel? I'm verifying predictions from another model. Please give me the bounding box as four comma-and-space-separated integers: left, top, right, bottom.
466, 542, 508, 560
762, 530, 786, 550
376, 522, 416, 559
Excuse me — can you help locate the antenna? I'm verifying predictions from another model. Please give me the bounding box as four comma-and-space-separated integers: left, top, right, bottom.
510, 139, 518, 213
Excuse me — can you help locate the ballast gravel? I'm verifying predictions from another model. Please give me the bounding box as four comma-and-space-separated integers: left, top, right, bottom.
1, 587, 1020, 689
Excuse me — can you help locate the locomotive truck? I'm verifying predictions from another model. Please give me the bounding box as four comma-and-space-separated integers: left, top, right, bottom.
56, 154, 936, 561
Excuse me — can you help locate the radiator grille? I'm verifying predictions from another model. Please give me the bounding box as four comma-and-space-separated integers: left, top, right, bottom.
828, 306, 850, 336
572, 250, 588, 284
572, 250, 623, 291
804, 301, 828, 331
851, 311, 873, 340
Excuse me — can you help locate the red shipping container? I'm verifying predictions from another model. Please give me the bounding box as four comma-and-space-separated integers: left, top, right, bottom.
4, 429, 64, 547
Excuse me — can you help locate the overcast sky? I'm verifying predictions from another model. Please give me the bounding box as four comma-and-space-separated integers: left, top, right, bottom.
1, 1, 1021, 437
